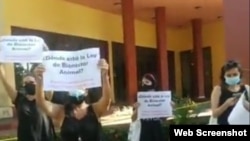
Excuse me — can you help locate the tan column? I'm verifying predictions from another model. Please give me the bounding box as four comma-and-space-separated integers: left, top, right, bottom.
0, 65, 15, 107
0, 0, 14, 108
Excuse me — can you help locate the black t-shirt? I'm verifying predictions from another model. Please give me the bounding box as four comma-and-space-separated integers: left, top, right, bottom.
14, 92, 56, 141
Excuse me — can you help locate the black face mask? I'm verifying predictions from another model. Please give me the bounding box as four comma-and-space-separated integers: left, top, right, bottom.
24, 83, 36, 95
68, 95, 85, 105
140, 85, 155, 91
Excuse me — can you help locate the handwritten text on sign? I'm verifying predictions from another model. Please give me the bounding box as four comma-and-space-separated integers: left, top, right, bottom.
137, 91, 173, 119
43, 48, 101, 91
0, 36, 44, 63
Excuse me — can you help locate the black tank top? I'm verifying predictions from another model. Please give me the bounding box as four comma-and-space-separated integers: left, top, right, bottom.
14, 92, 56, 141
60, 105, 103, 141
218, 85, 246, 125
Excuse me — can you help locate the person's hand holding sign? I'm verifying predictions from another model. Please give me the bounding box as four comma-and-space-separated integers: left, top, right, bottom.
171, 101, 175, 108
34, 64, 45, 84
98, 59, 109, 77
131, 102, 140, 122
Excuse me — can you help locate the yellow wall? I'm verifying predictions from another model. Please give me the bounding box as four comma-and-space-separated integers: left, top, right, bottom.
175, 21, 226, 89
203, 21, 226, 85
1, 0, 226, 103
0, 0, 13, 107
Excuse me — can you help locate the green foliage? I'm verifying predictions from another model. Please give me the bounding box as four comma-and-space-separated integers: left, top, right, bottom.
14, 63, 26, 90
13, 63, 38, 90
102, 125, 170, 141
173, 98, 197, 124
172, 96, 210, 124
103, 128, 128, 141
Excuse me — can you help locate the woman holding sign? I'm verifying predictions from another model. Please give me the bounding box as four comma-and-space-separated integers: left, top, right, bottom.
131, 73, 171, 141
34, 59, 111, 141
211, 60, 249, 125
0, 64, 56, 141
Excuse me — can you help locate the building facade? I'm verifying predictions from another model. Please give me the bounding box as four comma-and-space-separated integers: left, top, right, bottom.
0, 0, 249, 110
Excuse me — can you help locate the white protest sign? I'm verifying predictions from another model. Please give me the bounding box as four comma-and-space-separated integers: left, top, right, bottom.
228, 94, 250, 125
43, 48, 101, 91
137, 91, 173, 119
0, 36, 44, 63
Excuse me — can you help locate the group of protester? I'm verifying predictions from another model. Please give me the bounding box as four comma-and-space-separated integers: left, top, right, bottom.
0, 59, 111, 141
0, 59, 249, 141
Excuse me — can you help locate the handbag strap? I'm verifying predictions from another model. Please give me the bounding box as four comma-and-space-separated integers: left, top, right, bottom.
244, 85, 249, 101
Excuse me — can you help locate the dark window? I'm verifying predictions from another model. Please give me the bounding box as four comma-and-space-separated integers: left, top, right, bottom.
180, 47, 213, 99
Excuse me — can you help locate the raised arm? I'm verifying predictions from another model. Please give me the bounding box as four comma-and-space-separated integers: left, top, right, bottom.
0, 64, 17, 102
34, 65, 64, 119
93, 59, 111, 117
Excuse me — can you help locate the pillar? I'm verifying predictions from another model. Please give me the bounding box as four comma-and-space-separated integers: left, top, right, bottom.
191, 19, 205, 99
155, 7, 169, 90
121, 0, 138, 103
0, 0, 13, 108
0, 65, 15, 118
223, 0, 249, 84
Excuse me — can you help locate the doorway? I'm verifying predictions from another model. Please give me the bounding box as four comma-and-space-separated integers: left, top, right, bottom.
111, 42, 126, 104
180, 47, 213, 99
136, 48, 176, 92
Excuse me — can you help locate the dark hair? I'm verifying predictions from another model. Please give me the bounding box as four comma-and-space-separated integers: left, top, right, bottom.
220, 60, 243, 85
